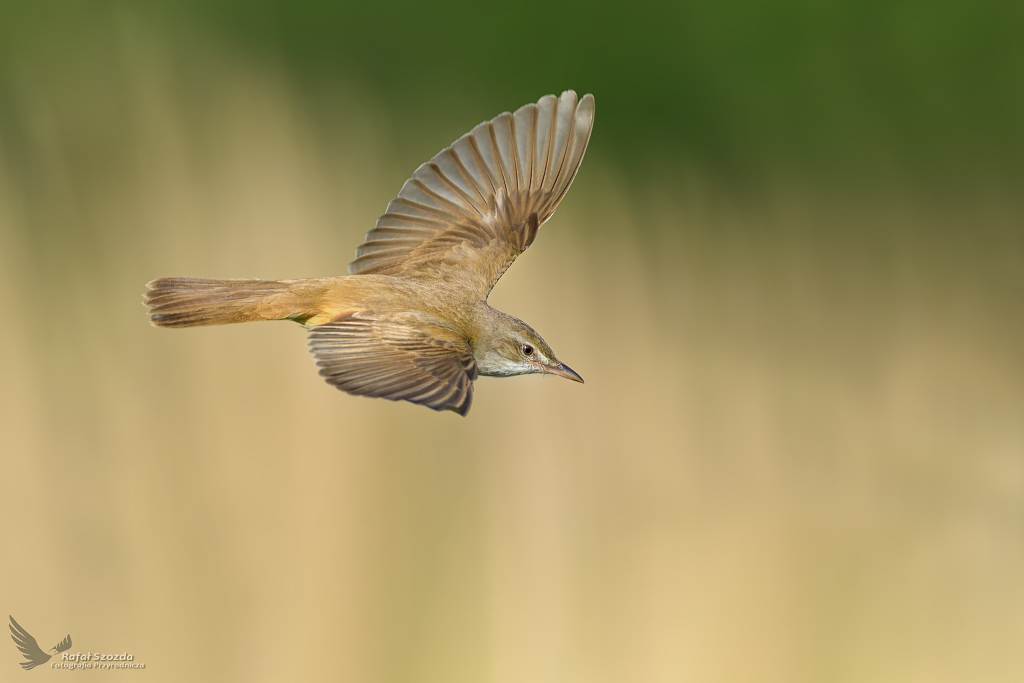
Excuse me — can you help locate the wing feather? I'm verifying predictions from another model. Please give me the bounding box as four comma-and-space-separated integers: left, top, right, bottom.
349, 91, 595, 297
308, 312, 477, 415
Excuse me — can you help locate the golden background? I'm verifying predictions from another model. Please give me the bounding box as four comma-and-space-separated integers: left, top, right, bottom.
1, 2, 1022, 681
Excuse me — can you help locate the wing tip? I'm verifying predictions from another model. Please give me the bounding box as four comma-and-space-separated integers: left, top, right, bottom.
575, 93, 596, 128
347, 90, 595, 278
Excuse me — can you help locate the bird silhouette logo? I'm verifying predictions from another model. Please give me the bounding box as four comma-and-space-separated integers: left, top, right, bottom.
9, 616, 72, 670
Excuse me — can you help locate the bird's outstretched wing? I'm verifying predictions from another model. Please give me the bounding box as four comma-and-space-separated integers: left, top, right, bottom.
53, 634, 72, 653
9, 616, 52, 670
349, 91, 595, 297
309, 310, 477, 415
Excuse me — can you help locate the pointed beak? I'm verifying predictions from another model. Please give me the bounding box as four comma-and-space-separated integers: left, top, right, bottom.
546, 361, 584, 383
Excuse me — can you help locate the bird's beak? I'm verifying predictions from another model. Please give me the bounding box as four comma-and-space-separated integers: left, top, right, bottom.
546, 361, 584, 383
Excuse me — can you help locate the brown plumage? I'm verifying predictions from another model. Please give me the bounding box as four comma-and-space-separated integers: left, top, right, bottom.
145, 91, 594, 415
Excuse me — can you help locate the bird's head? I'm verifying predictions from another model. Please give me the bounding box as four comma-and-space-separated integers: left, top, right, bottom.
475, 314, 583, 383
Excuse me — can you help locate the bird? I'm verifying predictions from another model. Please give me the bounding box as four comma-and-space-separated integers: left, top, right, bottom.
144, 90, 595, 416
9, 616, 72, 670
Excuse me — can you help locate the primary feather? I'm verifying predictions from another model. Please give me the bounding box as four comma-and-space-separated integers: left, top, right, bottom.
349, 91, 595, 297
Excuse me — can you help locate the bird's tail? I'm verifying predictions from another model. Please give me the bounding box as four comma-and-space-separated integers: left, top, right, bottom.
144, 277, 321, 328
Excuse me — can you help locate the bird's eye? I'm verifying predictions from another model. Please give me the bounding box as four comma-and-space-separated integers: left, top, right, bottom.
522, 344, 534, 356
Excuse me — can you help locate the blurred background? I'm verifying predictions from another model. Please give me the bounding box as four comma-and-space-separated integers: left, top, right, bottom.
1, 0, 1023, 680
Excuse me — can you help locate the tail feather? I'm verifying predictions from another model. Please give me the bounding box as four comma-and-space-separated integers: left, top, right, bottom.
144, 278, 315, 328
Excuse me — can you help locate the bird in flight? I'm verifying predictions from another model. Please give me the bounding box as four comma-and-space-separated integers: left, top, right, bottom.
9, 616, 72, 670
145, 91, 595, 416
